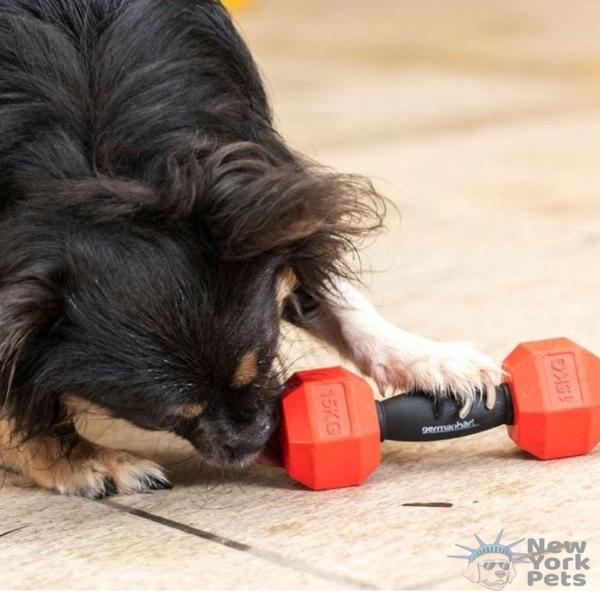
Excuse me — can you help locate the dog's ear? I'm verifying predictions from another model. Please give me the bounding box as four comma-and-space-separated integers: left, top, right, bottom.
184, 142, 386, 296
0, 264, 65, 437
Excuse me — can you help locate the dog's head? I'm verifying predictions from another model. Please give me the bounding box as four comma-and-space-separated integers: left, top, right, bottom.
0, 143, 383, 467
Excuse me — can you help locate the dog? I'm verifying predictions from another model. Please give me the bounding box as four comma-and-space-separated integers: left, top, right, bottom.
0, 0, 500, 498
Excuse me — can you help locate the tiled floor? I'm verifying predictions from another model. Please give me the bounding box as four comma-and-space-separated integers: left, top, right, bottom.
2, 0, 600, 590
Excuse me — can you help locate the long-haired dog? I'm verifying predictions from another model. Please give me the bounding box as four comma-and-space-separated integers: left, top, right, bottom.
0, 0, 500, 498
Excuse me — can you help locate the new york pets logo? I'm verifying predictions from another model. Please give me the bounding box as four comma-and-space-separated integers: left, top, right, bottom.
449, 530, 590, 590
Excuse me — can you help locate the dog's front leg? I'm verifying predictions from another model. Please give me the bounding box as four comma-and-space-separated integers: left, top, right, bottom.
289, 279, 501, 417
0, 412, 170, 498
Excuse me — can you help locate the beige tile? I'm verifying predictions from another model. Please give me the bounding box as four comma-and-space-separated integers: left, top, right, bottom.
324, 111, 600, 232
105, 431, 600, 590
266, 66, 582, 154
0, 485, 347, 589
239, 0, 599, 154
362, 203, 600, 349
241, 0, 600, 81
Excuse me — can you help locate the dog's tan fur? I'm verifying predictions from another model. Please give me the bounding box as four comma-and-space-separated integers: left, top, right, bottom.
173, 403, 205, 419
0, 416, 168, 498
233, 350, 259, 388
63, 394, 111, 419
276, 267, 298, 310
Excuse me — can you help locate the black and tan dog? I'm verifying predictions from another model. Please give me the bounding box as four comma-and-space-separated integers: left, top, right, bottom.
0, 0, 500, 498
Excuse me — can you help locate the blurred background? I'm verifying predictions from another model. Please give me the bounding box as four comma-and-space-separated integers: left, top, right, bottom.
224, 0, 600, 357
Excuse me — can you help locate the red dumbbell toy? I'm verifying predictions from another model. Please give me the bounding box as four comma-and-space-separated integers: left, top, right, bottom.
273, 338, 600, 490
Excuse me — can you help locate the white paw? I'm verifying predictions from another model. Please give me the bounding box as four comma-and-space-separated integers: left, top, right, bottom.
356, 337, 502, 418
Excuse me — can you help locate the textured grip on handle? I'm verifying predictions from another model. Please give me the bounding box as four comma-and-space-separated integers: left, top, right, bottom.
376, 384, 513, 442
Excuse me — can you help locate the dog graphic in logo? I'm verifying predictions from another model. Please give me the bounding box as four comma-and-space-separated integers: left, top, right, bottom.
449, 530, 529, 590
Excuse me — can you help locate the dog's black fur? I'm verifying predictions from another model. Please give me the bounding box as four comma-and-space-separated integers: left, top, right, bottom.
0, 0, 383, 467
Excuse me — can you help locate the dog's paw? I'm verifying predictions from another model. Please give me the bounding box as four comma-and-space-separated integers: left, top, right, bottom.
365, 339, 502, 418
52, 445, 171, 499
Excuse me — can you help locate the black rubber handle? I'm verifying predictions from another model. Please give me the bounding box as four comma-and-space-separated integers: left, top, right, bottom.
376, 384, 513, 442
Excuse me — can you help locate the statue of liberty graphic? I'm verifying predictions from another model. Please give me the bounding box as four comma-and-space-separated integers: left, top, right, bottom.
449, 530, 530, 590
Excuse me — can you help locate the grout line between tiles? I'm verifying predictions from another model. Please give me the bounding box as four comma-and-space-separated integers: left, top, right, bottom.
100, 499, 378, 590
0, 525, 28, 539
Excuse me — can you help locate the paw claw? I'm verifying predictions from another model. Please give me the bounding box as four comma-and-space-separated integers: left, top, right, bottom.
458, 396, 474, 419
99, 476, 119, 499
483, 373, 497, 410
144, 474, 173, 491
358, 335, 501, 418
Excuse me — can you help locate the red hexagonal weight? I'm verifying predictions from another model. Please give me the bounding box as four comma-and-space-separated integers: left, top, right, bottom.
503, 338, 600, 459
281, 366, 381, 490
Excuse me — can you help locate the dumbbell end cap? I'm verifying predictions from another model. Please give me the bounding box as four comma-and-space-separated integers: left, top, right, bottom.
504, 337, 600, 459
281, 366, 381, 490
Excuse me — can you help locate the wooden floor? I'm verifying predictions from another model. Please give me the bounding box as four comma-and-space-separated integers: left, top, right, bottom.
2, 0, 600, 590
